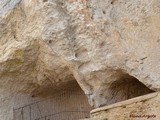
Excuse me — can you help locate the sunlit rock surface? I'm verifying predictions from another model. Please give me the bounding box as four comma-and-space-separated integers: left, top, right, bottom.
0, 0, 160, 119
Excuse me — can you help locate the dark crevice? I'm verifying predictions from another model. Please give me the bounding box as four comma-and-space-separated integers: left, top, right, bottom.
43, 0, 48, 2
111, 0, 118, 5
48, 40, 52, 44
102, 10, 106, 14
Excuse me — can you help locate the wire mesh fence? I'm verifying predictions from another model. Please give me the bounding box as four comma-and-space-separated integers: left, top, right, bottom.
13, 91, 92, 120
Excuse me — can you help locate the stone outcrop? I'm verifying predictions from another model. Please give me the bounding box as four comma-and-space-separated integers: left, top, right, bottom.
0, 0, 160, 119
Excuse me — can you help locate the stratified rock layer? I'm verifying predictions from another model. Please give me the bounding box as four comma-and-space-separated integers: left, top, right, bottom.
0, 0, 160, 119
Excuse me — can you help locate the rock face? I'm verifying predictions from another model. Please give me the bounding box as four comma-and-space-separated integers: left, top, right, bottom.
0, 0, 160, 119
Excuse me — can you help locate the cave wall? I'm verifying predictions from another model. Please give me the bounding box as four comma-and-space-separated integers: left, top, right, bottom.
0, 0, 160, 119
1, 82, 91, 120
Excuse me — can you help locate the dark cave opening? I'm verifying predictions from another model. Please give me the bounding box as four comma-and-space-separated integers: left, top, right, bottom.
108, 73, 154, 105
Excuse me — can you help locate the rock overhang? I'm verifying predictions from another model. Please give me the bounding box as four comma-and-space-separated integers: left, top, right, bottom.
0, 0, 159, 115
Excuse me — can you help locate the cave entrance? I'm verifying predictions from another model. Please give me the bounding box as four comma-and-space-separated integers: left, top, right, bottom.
107, 73, 154, 105
13, 81, 92, 120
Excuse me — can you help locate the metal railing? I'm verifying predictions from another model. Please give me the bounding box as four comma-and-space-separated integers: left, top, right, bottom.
13, 91, 92, 120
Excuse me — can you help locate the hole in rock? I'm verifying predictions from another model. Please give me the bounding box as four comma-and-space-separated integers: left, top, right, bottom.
43, 0, 48, 2
48, 40, 52, 44
107, 73, 154, 105
111, 0, 118, 5
102, 10, 106, 14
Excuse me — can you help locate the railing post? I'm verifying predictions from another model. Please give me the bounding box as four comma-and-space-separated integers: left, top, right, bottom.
21, 108, 24, 120
29, 105, 32, 120
13, 107, 15, 120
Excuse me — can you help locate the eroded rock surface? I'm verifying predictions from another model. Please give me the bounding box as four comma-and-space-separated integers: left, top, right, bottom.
0, 0, 160, 119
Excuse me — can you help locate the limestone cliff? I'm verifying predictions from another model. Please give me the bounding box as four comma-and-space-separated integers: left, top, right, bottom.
0, 0, 160, 120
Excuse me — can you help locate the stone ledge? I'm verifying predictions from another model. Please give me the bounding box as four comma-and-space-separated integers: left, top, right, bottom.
91, 92, 158, 114
82, 92, 160, 120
